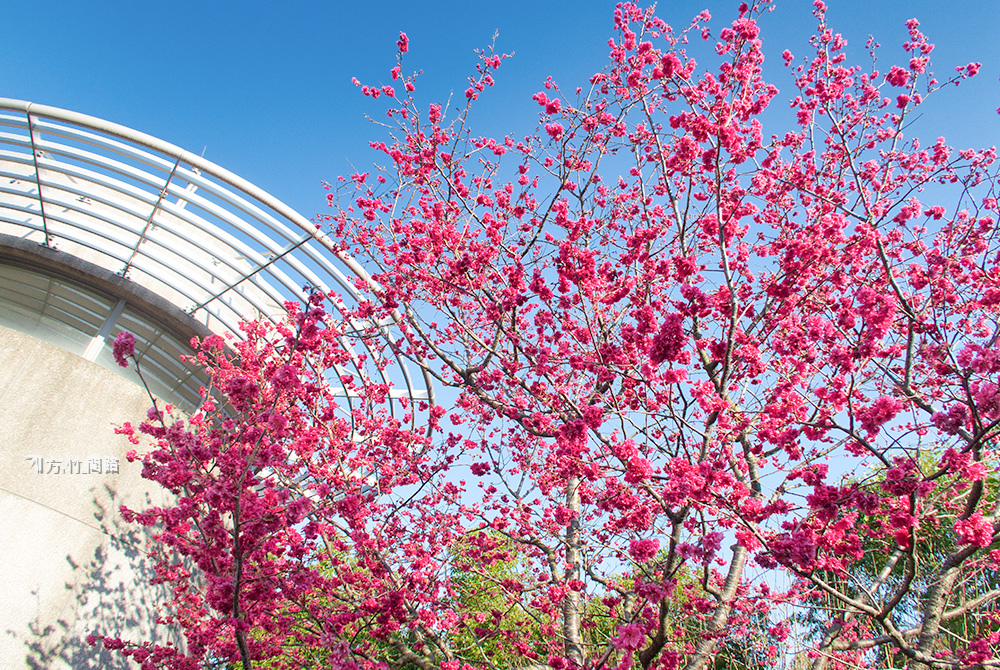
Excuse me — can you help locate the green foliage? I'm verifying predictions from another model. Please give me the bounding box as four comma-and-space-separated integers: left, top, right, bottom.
448, 533, 549, 666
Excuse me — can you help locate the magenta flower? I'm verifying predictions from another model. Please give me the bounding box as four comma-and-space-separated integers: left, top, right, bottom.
112, 331, 136, 367
956, 514, 996, 548
613, 622, 645, 652
270, 364, 300, 391
226, 376, 259, 411
628, 538, 660, 563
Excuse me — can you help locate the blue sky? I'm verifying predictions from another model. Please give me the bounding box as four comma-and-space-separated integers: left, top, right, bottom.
2, 1, 996, 220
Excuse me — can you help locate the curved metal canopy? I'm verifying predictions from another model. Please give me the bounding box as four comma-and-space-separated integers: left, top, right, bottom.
0, 98, 431, 415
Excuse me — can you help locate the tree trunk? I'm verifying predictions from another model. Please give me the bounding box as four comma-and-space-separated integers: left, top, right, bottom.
907, 549, 972, 670
563, 476, 584, 666
684, 544, 747, 670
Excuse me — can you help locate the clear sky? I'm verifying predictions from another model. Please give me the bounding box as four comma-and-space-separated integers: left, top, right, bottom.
1, 1, 996, 221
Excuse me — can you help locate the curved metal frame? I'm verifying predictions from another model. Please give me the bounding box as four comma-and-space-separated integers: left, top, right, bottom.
0, 98, 432, 416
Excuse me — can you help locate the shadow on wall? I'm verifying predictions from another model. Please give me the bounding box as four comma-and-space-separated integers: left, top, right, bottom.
0, 325, 189, 668
12, 485, 186, 669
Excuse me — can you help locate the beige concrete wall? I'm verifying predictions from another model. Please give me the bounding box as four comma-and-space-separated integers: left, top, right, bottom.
0, 325, 184, 668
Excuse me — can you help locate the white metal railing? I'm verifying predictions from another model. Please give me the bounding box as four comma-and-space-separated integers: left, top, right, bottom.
0, 98, 431, 418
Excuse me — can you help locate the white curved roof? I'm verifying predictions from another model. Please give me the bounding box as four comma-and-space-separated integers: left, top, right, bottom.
0, 98, 431, 415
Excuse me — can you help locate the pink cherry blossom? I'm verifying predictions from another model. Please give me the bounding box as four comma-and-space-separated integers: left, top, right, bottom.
112, 331, 135, 367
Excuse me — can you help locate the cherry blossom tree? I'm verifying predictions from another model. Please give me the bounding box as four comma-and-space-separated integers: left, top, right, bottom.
91, 302, 463, 670
94, 1, 1000, 669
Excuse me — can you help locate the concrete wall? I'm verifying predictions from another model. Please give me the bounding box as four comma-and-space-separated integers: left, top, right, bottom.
0, 325, 184, 668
